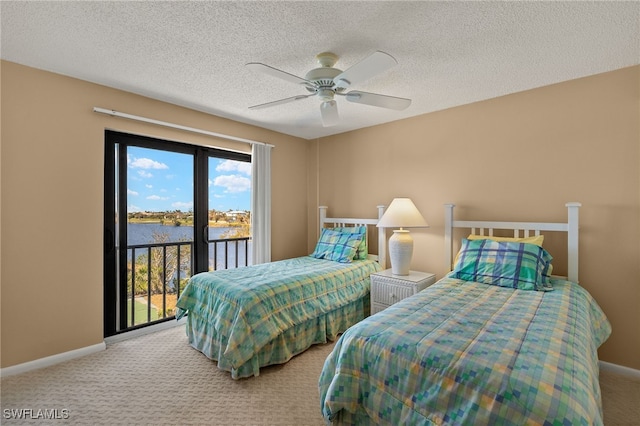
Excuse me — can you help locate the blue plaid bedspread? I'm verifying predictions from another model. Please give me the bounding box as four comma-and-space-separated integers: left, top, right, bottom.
176, 256, 381, 372
319, 276, 611, 425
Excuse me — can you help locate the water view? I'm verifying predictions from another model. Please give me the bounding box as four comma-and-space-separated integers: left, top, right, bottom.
127, 222, 252, 269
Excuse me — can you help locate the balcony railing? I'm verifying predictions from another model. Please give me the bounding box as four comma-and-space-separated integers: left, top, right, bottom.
126, 236, 251, 328
209, 236, 251, 270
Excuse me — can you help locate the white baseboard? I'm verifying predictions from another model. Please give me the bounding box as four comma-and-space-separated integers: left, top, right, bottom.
1, 342, 106, 378
599, 360, 640, 379
1, 319, 186, 379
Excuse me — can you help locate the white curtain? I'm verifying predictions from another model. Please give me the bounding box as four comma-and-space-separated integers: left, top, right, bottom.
251, 143, 272, 264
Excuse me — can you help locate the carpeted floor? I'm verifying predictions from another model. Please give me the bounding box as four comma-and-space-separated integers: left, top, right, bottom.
600, 364, 640, 426
1, 325, 639, 425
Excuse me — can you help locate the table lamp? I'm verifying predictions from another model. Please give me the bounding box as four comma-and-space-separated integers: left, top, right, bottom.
376, 198, 429, 275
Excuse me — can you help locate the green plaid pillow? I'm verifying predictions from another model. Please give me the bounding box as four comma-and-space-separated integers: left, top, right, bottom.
333, 226, 368, 260
452, 239, 553, 291
310, 228, 363, 263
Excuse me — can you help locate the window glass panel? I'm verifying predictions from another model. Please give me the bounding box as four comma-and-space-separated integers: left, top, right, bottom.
207, 157, 252, 270
127, 147, 194, 326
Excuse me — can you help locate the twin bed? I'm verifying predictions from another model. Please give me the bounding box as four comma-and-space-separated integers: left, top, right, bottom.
176, 202, 611, 425
319, 203, 611, 425
176, 206, 386, 379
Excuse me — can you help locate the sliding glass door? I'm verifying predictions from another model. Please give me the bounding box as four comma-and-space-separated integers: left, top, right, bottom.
104, 131, 250, 337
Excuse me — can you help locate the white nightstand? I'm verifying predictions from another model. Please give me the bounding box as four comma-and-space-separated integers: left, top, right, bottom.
370, 269, 436, 314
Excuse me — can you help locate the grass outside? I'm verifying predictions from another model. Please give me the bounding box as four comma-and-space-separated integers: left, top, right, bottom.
129, 294, 179, 326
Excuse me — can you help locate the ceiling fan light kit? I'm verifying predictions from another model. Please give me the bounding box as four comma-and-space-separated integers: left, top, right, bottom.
247, 50, 411, 126
320, 100, 339, 127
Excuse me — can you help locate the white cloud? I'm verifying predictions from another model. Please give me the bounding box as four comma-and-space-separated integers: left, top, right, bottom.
213, 174, 251, 193
138, 170, 153, 179
172, 201, 193, 210
128, 204, 141, 212
145, 184, 153, 189
130, 157, 168, 170
216, 160, 251, 176
127, 189, 139, 196
147, 195, 169, 201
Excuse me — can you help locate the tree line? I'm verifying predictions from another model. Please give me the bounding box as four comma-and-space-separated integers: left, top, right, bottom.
128, 209, 250, 227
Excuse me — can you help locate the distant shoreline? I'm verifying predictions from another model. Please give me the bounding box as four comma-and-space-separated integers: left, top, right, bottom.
128, 219, 243, 228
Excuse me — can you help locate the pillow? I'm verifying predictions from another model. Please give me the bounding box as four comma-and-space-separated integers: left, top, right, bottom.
467, 234, 544, 247
541, 262, 554, 289
310, 228, 364, 263
451, 238, 553, 291
463, 235, 554, 286
333, 226, 368, 260
454, 234, 547, 272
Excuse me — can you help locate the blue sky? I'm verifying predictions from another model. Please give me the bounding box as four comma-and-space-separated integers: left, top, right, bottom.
127, 146, 251, 212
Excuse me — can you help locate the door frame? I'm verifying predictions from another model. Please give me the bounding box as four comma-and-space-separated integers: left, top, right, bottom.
103, 130, 250, 337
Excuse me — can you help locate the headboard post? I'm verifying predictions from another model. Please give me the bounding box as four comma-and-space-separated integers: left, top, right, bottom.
319, 206, 328, 236
566, 202, 581, 283
377, 205, 387, 269
444, 204, 455, 271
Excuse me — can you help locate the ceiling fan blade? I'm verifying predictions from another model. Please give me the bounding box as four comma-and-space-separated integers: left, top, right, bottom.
249, 94, 314, 110
344, 91, 411, 110
320, 100, 339, 127
246, 62, 312, 86
332, 51, 398, 90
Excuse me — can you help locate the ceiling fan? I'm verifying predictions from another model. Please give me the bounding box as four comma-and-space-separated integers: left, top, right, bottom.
246, 51, 411, 127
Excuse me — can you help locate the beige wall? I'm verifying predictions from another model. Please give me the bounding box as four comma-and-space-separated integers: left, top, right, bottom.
312, 66, 640, 370
2, 60, 638, 372
0, 61, 308, 368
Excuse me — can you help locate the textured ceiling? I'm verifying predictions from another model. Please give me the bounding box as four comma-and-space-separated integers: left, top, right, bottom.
1, 1, 639, 140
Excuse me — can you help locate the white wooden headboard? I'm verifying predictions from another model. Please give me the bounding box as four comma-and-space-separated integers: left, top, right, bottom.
319, 205, 386, 269
444, 202, 581, 282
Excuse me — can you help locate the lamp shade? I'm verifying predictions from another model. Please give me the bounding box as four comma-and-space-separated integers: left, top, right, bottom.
376, 198, 429, 229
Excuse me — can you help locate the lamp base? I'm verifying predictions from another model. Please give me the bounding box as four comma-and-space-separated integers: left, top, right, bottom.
388, 229, 413, 276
